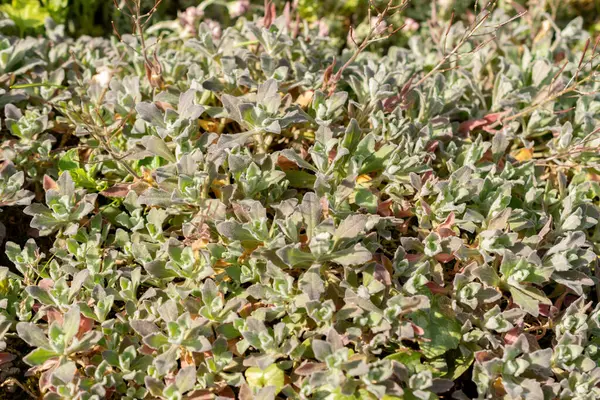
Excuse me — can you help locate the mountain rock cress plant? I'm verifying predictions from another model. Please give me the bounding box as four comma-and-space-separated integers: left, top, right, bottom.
1, 1, 600, 399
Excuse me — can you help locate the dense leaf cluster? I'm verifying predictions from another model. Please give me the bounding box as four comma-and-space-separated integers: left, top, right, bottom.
1, 2, 600, 399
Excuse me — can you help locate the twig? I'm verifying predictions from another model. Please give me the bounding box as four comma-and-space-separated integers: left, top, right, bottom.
112, 0, 164, 88
62, 100, 142, 182
413, 1, 512, 89
323, 0, 408, 96
533, 126, 600, 167
595, 257, 600, 303
0, 378, 37, 399
491, 33, 600, 130
441, 11, 454, 56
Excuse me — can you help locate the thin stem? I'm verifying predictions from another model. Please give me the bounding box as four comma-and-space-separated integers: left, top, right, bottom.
324, 0, 407, 96
0, 378, 37, 399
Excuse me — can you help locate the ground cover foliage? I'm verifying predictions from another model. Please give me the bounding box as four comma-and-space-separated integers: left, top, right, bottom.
1, 0, 600, 399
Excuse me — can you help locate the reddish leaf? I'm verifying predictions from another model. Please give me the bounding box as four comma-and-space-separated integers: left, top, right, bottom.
405, 254, 422, 262
295, 362, 327, 376
217, 386, 235, 398
398, 218, 412, 234
459, 118, 489, 135
421, 171, 434, 184
40, 368, 53, 393
46, 308, 63, 324
434, 253, 455, 263
503, 327, 520, 345
283, 1, 291, 29
322, 57, 336, 88
483, 112, 505, 124
139, 344, 155, 355
184, 390, 214, 400
155, 101, 174, 112
383, 76, 414, 112
435, 212, 456, 238
39, 278, 55, 290
425, 281, 448, 294
276, 155, 298, 171
411, 323, 425, 336
373, 263, 392, 286
383, 95, 401, 112
0, 352, 16, 366
475, 350, 494, 363
238, 384, 253, 400
396, 200, 414, 218
538, 304, 558, 318
263, 0, 276, 28
377, 199, 393, 217
328, 148, 337, 163
77, 315, 94, 338
100, 183, 132, 198
426, 140, 439, 153
459, 112, 507, 135
43, 175, 58, 192
320, 196, 329, 219
420, 200, 432, 217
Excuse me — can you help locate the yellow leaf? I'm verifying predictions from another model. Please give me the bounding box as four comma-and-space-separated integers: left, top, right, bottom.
513, 148, 533, 161
586, 173, 600, 182
296, 90, 314, 108
199, 120, 219, 132
356, 174, 372, 184
211, 178, 227, 197
493, 377, 507, 396
141, 168, 155, 185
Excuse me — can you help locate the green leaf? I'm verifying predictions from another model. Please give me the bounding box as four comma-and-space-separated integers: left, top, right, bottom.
245, 364, 285, 394
66, 331, 102, 354
52, 361, 76, 385
143, 136, 176, 163
280, 149, 318, 172
334, 214, 368, 241
58, 149, 79, 171
299, 265, 325, 301
144, 260, 178, 279
102, 350, 120, 367
312, 339, 332, 361
138, 188, 173, 206
354, 189, 377, 213
145, 376, 165, 396
329, 244, 372, 266
136, 102, 165, 128
62, 305, 81, 345
130, 320, 161, 337
23, 347, 58, 365
143, 333, 170, 350
284, 170, 316, 189
277, 244, 316, 267
300, 192, 321, 240
25, 286, 56, 305
445, 345, 476, 381
411, 302, 461, 359
176, 366, 197, 393
341, 119, 362, 153
360, 144, 396, 174
16, 322, 50, 349
385, 349, 423, 373
509, 285, 551, 317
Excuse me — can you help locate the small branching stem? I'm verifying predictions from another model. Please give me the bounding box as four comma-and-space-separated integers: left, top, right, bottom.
323, 0, 408, 96
112, 0, 163, 88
